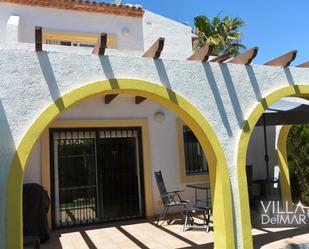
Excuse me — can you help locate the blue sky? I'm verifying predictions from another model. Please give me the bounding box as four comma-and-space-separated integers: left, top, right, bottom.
107, 0, 309, 65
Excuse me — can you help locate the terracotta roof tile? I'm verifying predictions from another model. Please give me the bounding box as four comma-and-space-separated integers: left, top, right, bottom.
0, 0, 144, 17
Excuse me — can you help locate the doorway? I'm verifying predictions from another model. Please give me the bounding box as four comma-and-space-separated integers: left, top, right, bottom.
50, 127, 145, 228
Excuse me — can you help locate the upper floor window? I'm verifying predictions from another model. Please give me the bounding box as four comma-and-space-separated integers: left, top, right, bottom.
46, 40, 95, 48
183, 125, 208, 175
43, 30, 117, 49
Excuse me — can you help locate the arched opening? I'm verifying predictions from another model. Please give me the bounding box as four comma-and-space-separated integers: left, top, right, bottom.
7, 79, 235, 249
237, 85, 309, 249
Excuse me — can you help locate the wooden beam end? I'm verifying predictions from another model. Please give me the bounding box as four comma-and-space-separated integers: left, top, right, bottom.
143, 37, 165, 59
265, 50, 297, 67
92, 32, 107, 56
228, 47, 259, 65
105, 94, 118, 104
135, 96, 146, 104
35, 26, 43, 52
209, 53, 231, 63
297, 61, 309, 68
187, 43, 214, 62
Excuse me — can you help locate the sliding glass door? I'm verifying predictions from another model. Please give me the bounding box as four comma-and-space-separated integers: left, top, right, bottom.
50, 127, 144, 228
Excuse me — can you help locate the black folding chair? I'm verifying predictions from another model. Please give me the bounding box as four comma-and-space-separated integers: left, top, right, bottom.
154, 170, 189, 225
183, 207, 211, 232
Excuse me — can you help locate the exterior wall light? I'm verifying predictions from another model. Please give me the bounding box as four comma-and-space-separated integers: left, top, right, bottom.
154, 111, 165, 123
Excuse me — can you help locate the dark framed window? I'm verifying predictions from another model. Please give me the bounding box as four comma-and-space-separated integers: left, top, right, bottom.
183, 126, 208, 175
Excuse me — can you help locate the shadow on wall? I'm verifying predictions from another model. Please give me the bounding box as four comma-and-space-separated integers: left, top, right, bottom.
99, 56, 119, 89
154, 60, 178, 105
37, 50, 300, 141
205, 63, 299, 136
284, 67, 302, 96
0, 99, 17, 249
202, 63, 233, 137
284, 67, 295, 86
245, 65, 298, 104
37, 52, 65, 111
245, 66, 262, 102
99, 56, 179, 105
0, 100, 16, 171
219, 63, 244, 129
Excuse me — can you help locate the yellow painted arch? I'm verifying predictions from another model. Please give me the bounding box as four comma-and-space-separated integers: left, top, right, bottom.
237, 85, 309, 249
7, 79, 235, 249
277, 125, 293, 204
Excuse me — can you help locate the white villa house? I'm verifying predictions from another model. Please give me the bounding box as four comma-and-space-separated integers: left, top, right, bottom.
0, 1, 309, 249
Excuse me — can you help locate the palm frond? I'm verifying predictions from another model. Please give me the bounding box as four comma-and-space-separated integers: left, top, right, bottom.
193, 13, 246, 55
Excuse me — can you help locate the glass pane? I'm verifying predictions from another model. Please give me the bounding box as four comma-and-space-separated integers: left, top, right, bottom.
54, 131, 98, 227
60, 41, 72, 46
98, 129, 143, 221
79, 43, 95, 48
183, 126, 208, 175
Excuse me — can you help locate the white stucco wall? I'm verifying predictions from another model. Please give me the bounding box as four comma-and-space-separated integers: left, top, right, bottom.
143, 10, 193, 59
1, 41, 309, 248
0, 4, 194, 58
24, 95, 199, 215
0, 3, 144, 50
24, 139, 41, 184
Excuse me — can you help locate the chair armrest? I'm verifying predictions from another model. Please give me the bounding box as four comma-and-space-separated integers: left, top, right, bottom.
170, 190, 185, 194
161, 192, 176, 198
172, 190, 187, 202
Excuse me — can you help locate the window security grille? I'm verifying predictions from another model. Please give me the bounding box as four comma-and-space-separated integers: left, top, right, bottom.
183, 126, 208, 175
50, 127, 145, 228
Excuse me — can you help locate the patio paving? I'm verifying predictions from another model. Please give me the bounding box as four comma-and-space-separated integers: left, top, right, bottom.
24, 216, 309, 249
252, 227, 309, 249
37, 218, 214, 249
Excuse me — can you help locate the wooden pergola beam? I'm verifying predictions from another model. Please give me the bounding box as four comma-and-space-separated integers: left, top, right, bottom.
228, 47, 259, 65
209, 53, 231, 63
35, 26, 42, 52
143, 37, 165, 59
264, 50, 297, 67
297, 61, 309, 68
105, 94, 118, 104
187, 44, 214, 62
92, 32, 107, 56
135, 96, 146, 104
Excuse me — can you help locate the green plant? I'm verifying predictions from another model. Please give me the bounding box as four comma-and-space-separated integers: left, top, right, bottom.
287, 125, 309, 205
193, 15, 246, 56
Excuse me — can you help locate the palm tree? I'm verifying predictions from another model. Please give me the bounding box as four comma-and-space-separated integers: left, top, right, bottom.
193, 15, 246, 56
